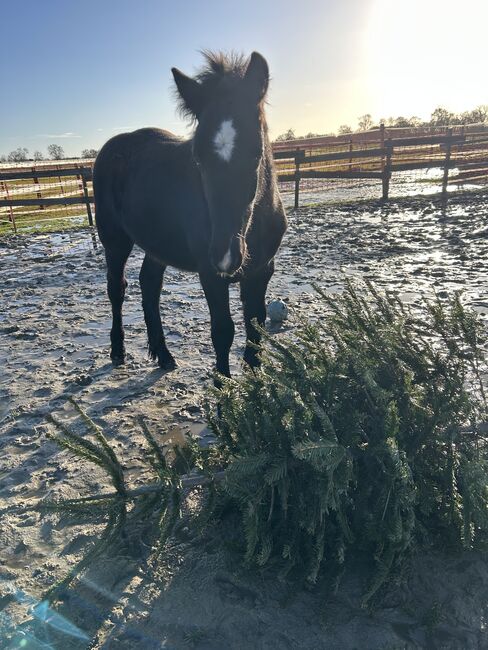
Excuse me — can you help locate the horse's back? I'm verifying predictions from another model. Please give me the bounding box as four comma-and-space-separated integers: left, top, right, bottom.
93, 128, 184, 244
93, 128, 207, 270
94, 127, 181, 199
96, 127, 180, 161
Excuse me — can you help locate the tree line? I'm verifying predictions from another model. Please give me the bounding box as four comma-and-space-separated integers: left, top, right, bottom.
2, 103, 487, 158
274, 104, 488, 142
0, 145, 99, 163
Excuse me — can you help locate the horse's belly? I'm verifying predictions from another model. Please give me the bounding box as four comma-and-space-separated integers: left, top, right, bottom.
123, 215, 199, 272
120, 166, 209, 272
143, 242, 199, 273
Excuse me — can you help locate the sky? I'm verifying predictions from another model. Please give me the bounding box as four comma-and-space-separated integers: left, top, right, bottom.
1, 0, 487, 157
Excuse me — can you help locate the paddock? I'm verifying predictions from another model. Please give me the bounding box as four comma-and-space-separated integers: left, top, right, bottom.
1, 192, 487, 647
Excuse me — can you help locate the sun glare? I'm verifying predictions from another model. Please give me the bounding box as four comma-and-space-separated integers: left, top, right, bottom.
363, 0, 488, 121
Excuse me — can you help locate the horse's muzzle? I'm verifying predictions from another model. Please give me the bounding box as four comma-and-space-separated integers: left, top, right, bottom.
211, 235, 245, 276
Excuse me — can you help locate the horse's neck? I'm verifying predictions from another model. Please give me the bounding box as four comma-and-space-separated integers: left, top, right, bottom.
261, 130, 277, 187
180, 137, 195, 159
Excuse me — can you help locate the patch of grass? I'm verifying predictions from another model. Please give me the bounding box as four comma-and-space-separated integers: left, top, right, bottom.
0, 214, 90, 236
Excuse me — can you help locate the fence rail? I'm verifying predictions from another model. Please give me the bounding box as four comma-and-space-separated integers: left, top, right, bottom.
1, 124, 488, 232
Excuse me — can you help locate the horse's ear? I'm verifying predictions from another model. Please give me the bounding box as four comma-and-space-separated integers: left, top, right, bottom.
172, 68, 204, 118
244, 52, 269, 103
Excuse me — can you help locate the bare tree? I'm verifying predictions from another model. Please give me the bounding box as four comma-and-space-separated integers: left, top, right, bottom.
0, 155, 6, 163
430, 107, 456, 127
408, 116, 422, 127
357, 114, 374, 131
389, 116, 420, 128
458, 105, 488, 125
7, 147, 29, 162
338, 124, 352, 135
274, 128, 296, 142
472, 105, 488, 123
33, 150, 44, 161
47, 144, 65, 160
81, 148, 98, 158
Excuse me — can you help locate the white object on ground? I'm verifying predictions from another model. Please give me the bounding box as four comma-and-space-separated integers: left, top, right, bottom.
267, 299, 289, 323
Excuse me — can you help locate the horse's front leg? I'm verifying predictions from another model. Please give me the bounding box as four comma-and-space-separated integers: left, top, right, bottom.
200, 272, 234, 378
240, 261, 274, 368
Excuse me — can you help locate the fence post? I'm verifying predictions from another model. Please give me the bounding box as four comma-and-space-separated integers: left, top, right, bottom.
348, 137, 353, 167
382, 138, 393, 200
294, 148, 301, 209
33, 167, 44, 210
81, 169, 94, 226
2, 180, 16, 233
380, 122, 385, 174
442, 127, 453, 198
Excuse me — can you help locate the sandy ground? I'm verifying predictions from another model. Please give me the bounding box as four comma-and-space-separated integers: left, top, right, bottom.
0, 191, 487, 649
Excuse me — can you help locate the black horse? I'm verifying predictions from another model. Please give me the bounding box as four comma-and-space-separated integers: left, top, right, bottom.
93, 51, 287, 377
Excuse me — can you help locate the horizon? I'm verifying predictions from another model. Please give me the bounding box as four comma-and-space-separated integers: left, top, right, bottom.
1, 0, 487, 157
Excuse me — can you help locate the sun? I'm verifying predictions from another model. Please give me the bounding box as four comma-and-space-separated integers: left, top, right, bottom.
362, 0, 488, 121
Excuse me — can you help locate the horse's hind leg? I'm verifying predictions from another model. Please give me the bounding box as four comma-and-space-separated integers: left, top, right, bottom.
139, 254, 176, 370
105, 238, 133, 366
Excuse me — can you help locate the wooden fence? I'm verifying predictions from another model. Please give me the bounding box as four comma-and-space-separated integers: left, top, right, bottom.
1, 125, 488, 232
274, 124, 488, 208
0, 163, 94, 233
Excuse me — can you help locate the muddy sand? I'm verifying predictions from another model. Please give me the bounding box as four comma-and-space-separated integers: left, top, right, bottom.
0, 191, 487, 649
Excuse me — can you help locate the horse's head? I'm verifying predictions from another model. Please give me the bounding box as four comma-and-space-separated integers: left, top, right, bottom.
172, 51, 269, 276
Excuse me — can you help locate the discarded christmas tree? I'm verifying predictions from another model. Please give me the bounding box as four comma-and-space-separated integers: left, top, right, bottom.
208, 281, 488, 602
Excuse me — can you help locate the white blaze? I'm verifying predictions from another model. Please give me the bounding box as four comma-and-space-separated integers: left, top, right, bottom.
214, 119, 236, 162
218, 248, 233, 273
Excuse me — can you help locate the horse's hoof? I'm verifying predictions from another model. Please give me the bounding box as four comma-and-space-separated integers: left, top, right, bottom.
158, 355, 177, 371
111, 355, 126, 367
243, 350, 260, 369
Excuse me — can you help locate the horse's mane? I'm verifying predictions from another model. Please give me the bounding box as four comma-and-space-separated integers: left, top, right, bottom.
196, 50, 249, 84
174, 51, 265, 122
